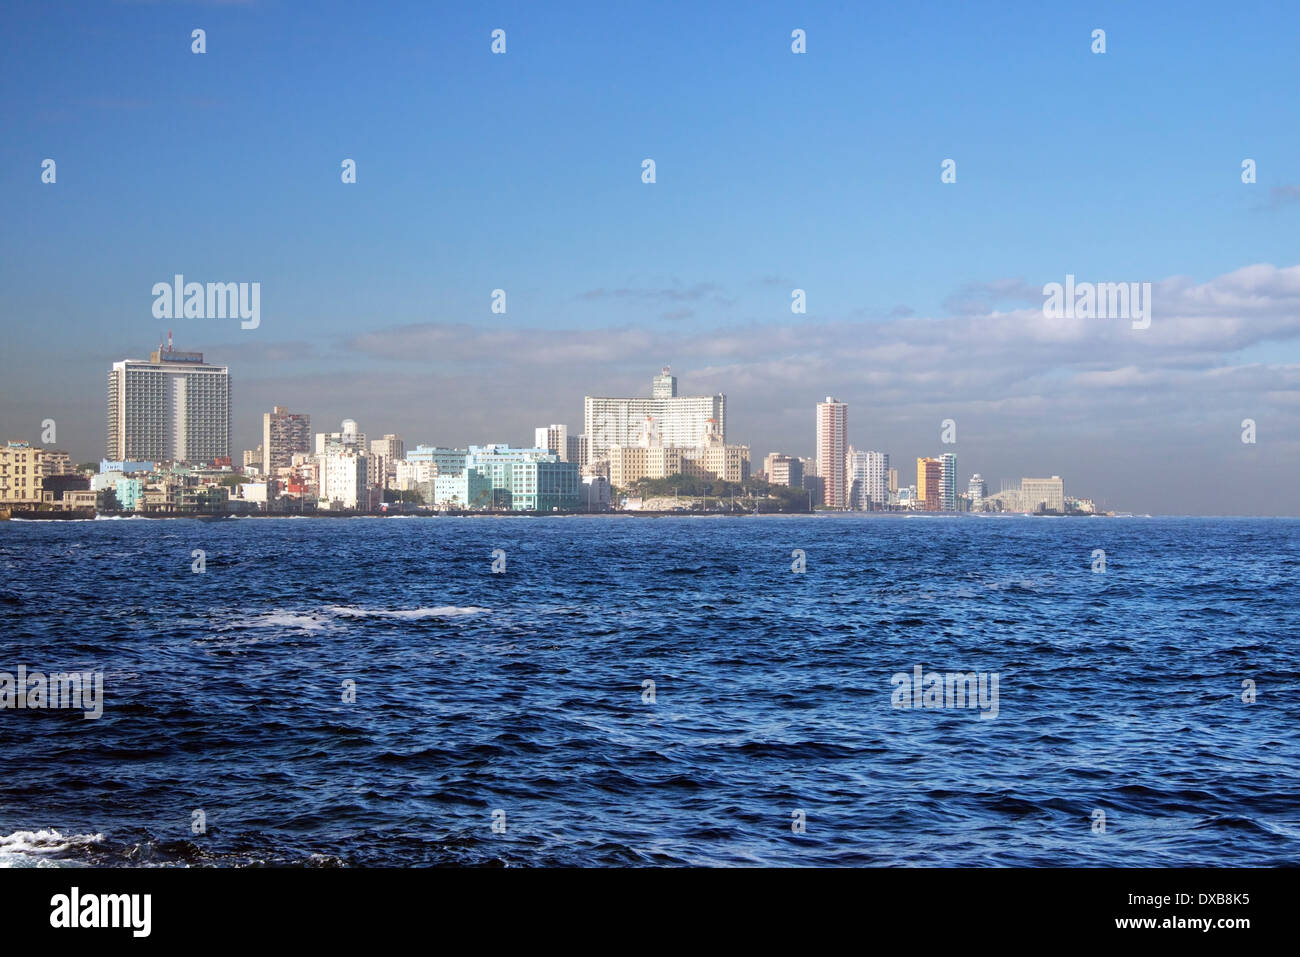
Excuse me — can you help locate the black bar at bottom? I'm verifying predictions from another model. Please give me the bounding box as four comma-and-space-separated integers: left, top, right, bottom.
0, 867, 1280, 944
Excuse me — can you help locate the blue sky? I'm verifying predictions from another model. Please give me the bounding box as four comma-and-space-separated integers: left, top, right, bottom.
2, 1, 1298, 513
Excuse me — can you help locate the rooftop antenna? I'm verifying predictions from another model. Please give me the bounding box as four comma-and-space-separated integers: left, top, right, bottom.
168, 329, 173, 352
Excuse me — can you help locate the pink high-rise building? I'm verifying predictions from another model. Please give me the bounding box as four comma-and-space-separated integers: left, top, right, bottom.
816, 396, 848, 509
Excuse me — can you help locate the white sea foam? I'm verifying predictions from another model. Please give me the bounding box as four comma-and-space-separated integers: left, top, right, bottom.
244, 612, 330, 631
0, 829, 103, 868
10, 518, 96, 523
326, 605, 488, 619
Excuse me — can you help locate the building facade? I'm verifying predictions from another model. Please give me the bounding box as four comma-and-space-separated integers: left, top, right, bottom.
319, 449, 367, 510
107, 344, 231, 463
406, 446, 470, 476
566, 433, 589, 468
763, 453, 804, 488
434, 468, 493, 508
315, 419, 366, 456
395, 459, 437, 491
369, 434, 404, 489
465, 445, 581, 511
847, 449, 890, 509
1021, 476, 1066, 513
0, 441, 43, 504
916, 457, 941, 511
584, 368, 726, 462
534, 424, 569, 460
608, 437, 750, 487
263, 406, 311, 474
816, 397, 848, 508
939, 452, 958, 512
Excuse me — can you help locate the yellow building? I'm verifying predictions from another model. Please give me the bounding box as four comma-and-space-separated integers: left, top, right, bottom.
916, 457, 941, 511
610, 439, 749, 487
1021, 476, 1065, 513
0, 441, 45, 504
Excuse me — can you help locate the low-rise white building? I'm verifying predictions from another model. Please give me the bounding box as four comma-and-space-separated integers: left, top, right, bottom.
237, 482, 269, 504
395, 459, 437, 491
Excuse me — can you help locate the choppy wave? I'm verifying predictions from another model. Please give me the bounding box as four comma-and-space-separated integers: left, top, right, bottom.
1, 516, 1297, 866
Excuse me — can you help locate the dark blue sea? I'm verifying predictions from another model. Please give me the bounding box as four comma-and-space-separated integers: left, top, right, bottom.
1, 515, 1297, 867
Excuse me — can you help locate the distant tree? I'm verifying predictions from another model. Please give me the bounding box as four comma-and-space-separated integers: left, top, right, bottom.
624, 472, 809, 511
383, 489, 424, 505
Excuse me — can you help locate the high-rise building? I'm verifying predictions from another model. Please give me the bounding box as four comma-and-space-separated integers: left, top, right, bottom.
968, 473, 987, 510
263, 406, 311, 474
1021, 476, 1065, 513
107, 342, 230, 463
939, 452, 958, 511
916, 457, 941, 511
652, 366, 678, 399
816, 397, 848, 508
534, 424, 569, 460
888, 468, 899, 494
846, 448, 866, 509
584, 369, 726, 462
369, 434, 404, 489
847, 449, 890, 509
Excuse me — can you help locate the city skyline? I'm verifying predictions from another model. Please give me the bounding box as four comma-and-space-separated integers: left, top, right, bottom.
0, 339, 1259, 515
9, 344, 1104, 515
3, 2, 1298, 514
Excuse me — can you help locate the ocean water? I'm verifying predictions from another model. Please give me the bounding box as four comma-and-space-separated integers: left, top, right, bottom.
1, 515, 1296, 867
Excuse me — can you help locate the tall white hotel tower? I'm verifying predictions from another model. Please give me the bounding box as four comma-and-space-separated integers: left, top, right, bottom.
107, 337, 231, 463
816, 396, 848, 509
584, 367, 725, 462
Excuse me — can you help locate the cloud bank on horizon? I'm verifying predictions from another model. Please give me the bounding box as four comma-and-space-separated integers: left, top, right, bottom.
231, 261, 1298, 516
2, 261, 1297, 515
